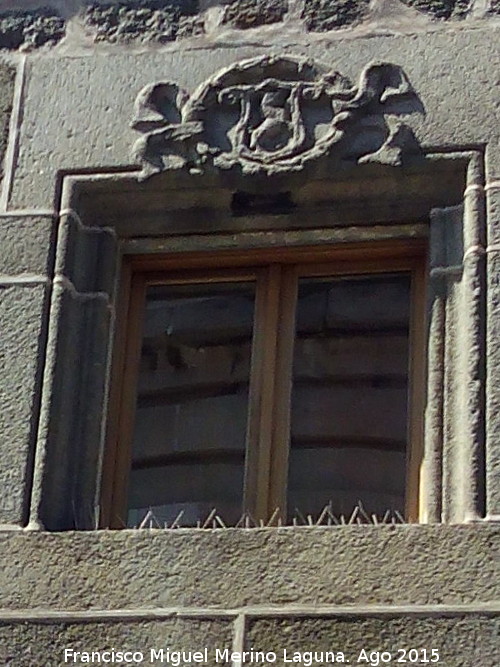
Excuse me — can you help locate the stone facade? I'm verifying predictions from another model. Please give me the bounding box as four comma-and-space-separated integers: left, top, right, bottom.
0, 0, 499, 663
0, 0, 497, 51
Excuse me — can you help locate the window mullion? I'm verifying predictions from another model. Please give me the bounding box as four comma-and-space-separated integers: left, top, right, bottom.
243, 265, 282, 521
267, 266, 299, 523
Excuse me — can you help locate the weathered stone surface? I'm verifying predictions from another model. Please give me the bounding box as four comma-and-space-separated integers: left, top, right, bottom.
485, 138, 500, 188
56, 213, 117, 296
0, 60, 15, 188
9, 28, 500, 209
486, 182, 500, 515
489, 0, 500, 15
32, 284, 112, 531
0, 8, 65, 50
223, 0, 288, 30
0, 0, 498, 53
0, 11, 496, 667
0, 619, 232, 665
0, 216, 54, 276
177, 13, 204, 38
85, 0, 199, 44
486, 248, 500, 516
486, 183, 500, 246
302, 0, 370, 32
402, 0, 471, 19
0, 284, 48, 526
132, 56, 420, 180
247, 616, 500, 666
0, 526, 497, 609
441, 277, 468, 522
485, 156, 500, 496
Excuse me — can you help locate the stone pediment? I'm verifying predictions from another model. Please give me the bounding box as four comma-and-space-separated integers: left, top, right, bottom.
132, 55, 423, 180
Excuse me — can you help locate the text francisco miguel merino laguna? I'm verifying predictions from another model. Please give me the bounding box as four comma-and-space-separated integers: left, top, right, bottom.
63, 648, 351, 664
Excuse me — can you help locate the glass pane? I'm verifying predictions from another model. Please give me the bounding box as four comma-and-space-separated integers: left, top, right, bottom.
287, 273, 411, 521
127, 281, 256, 527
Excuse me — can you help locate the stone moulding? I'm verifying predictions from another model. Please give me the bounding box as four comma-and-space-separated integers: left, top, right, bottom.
131, 55, 423, 180
20, 148, 487, 531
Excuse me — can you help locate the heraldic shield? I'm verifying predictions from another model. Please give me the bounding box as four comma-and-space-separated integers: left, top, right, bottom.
132, 55, 422, 179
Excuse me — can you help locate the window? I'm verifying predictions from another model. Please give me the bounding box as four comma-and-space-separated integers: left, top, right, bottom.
101, 241, 426, 528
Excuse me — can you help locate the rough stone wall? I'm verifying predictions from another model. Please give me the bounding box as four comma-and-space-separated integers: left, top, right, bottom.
84, 1, 201, 44
0, 8, 64, 50
0, 0, 499, 50
302, 0, 371, 32
402, 0, 472, 19
0, 62, 15, 187
0, 0, 499, 663
488, 0, 500, 13
0, 527, 498, 664
223, 0, 288, 30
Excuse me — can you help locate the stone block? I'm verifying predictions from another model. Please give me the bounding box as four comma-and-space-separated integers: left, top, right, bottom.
486, 249, 500, 516
489, 0, 500, 15
486, 185, 500, 246
429, 206, 464, 269
401, 0, 471, 20
246, 615, 500, 666
56, 213, 117, 296
485, 138, 500, 184
177, 14, 204, 38
294, 334, 408, 377
0, 215, 54, 276
302, 0, 370, 32
35, 284, 112, 530
134, 392, 248, 458
223, 0, 288, 30
0, 284, 48, 525
0, 60, 15, 187
10, 29, 500, 209
0, 526, 497, 609
84, 0, 200, 45
0, 618, 232, 666
291, 384, 407, 443
0, 7, 65, 50
441, 277, 469, 522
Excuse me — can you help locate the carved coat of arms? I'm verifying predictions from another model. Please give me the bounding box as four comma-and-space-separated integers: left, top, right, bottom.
132, 56, 422, 179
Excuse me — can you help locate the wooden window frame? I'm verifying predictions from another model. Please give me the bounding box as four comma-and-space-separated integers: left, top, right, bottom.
100, 239, 427, 528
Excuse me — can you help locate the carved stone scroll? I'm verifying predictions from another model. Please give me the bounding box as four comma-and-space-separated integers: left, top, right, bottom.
132, 55, 423, 180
